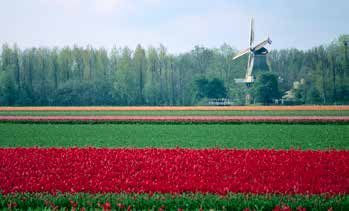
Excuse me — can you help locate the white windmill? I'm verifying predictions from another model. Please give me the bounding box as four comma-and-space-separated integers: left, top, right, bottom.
233, 18, 272, 85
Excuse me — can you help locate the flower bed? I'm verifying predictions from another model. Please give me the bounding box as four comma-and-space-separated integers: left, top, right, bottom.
0, 115, 348, 123
1, 148, 348, 195
0, 106, 348, 111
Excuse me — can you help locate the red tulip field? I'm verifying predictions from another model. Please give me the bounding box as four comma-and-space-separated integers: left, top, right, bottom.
0, 107, 348, 210
1, 148, 348, 195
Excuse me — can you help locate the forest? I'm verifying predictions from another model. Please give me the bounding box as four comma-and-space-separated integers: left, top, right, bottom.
0, 35, 348, 106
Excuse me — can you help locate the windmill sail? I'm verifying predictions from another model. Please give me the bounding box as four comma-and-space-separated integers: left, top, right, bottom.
232, 47, 250, 60
245, 53, 254, 83
246, 54, 253, 77
249, 18, 254, 47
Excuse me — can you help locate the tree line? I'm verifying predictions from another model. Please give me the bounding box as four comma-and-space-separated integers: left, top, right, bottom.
270, 35, 349, 104
0, 35, 348, 106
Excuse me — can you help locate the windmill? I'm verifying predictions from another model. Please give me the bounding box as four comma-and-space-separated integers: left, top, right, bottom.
233, 18, 272, 85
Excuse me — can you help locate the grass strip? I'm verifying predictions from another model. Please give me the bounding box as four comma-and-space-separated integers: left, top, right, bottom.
0, 123, 348, 150
1, 192, 348, 210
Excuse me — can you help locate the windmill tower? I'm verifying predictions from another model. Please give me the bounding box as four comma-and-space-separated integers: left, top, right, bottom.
233, 18, 272, 85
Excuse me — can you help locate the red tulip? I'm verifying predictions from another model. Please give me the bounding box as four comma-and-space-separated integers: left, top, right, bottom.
0, 148, 348, 194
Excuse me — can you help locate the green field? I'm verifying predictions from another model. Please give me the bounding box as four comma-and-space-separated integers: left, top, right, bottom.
0, 110, 348, 116
1, 123, 348, 149
2, 192, 348, 211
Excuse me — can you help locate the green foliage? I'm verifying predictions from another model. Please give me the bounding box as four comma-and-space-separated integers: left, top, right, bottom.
282, 79, 306, 104
0, 35, 348, 106
229, 83, 248, 105
270, 35, 349, 104
0, 71, 17, 105
207, 78, 227, 98
191, 45, 213, 75
114, 47, 136, 105
194, 77, 209, 99
195, 77, 227, 101
0, 123, 348, 149
53, 79, 114, 106
251, 72, 280, 104
0, 192, 347, 210
133, 44, 147, 105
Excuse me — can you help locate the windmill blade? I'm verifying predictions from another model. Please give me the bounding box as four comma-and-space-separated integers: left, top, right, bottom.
246, 53, 254, 77
240, 54, 254, 83
249, 18, 254, 47
232, 47, 250, 60
252, 37, 272, 52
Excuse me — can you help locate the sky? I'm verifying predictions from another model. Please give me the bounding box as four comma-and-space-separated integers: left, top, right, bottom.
0, 0, 348, 54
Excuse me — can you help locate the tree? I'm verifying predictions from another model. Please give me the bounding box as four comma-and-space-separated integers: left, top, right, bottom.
0, 71, 16, 105
110, 47, 119, 81
251, 72, 280, 105
50, 48, 59, 89
34, 48, 51, 105
191, 46, 213, 75
58, 47, 73, 83
72, 46, 86, 81
229, 83, 248, 105
145, 46, 159, 105
21, 48, 35, 104
169, 55, 176, 105
133, 44, 147, 105
206, 78, 227, 99
194, 77, 209, 99
176, 53, 195, 105
114, 47, 136, 105
94, 48, 109, 80
1, 44, 20, 104
194, 77, 227, 100
158, 44, 167, 104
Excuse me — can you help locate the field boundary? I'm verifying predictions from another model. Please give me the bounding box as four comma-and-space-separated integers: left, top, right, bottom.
0, 115, 348, 123
1, 105, 349, 111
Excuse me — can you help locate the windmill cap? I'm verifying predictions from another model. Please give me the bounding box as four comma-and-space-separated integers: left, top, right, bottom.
267, 37, 272, 44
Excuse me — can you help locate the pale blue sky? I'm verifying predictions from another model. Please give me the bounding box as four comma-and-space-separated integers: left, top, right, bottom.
0, 0, 348, 53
